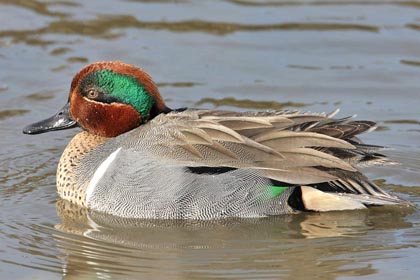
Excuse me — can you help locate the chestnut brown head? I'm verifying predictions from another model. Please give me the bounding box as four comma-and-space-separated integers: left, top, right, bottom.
23, 61, 170, 137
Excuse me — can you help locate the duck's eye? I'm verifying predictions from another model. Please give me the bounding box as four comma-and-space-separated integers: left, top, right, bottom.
86, 89, 99, 99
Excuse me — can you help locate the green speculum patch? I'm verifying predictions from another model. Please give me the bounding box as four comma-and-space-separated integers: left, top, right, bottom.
268, 185, 288, 199
90, 69, 155, 120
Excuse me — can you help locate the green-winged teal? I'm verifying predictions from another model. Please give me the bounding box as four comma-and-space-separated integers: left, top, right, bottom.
23, 61, 410, 219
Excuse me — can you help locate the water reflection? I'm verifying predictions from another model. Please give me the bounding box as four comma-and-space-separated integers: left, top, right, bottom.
195, 97, 309, 109
53, 199, 414, 279
0, 14, 380, 46
227, 0, 420, 8
0, 109, 29, 120
0, 0, 73, 17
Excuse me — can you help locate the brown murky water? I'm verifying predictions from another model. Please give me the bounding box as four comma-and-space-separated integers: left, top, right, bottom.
1, 0, 420, 279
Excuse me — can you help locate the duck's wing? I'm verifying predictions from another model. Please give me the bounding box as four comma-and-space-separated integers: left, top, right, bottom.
197, 109, 398, 168
125, 109, 393, 190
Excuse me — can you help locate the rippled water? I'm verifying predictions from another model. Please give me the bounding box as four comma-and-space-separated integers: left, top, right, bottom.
1, 0, 420, 279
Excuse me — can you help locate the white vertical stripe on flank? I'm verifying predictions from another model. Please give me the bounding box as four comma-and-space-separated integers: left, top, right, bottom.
86, 147, 122, 204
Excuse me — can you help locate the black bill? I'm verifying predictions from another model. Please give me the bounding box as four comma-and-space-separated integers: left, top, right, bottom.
23, 103, 78, 135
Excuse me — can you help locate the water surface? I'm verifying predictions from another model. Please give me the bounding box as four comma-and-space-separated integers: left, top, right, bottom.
1, 0, 419, 279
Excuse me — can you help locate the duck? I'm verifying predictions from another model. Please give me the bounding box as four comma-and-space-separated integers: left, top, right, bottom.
23, 61, 409, 219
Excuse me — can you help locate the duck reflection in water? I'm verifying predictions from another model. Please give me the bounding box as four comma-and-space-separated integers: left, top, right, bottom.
54, 199, 414, 279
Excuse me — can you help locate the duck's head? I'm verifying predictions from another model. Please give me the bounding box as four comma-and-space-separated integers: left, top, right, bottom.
23, 61, 170, 137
